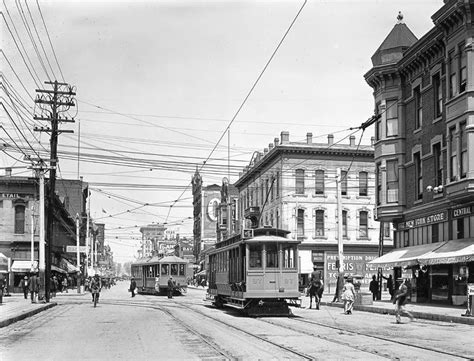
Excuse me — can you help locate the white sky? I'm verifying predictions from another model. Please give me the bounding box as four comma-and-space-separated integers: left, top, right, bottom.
1, 0, 443, 263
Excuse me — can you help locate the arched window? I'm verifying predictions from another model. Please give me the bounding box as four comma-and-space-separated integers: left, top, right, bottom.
315, 210, 324, 236
297, 209, 305, 238
359, 211, 368, 238
14, 204, 25, 234
295, 169, 305, 194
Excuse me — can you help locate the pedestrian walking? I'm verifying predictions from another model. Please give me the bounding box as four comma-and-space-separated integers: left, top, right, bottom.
394, 278, 414, 324
129, 277, 137, 298
62, 277, 68, 293
369, 275, 379, 301
383, 274, 395, 299
341, 277, 355, 314
22, 276, 29, 299
29, 273, 39, 303
167, 276, 175, 298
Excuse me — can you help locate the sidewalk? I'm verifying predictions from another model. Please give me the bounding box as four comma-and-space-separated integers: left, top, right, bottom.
0, 289, 87, 328
316, 293, 474, 325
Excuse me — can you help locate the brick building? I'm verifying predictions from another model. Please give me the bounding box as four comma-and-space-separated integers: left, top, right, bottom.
365, 2, 474, 304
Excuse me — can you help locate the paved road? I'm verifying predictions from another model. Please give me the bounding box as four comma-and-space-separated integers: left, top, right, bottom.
0, 281, 472, 360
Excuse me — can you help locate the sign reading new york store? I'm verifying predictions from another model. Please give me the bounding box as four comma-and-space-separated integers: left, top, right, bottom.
396, 204, 473, 231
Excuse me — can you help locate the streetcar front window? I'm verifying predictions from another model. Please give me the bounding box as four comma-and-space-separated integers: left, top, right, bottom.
249, 244, 262, 268
283, 245, 296, 269
179, 264, 185, 276
266, 244, 278, 268
171, 264, 178, 276
161, 264, 169, 275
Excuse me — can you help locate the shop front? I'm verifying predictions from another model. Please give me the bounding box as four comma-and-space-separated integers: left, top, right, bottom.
370, 229, 474, 305
11, 260, 38, 293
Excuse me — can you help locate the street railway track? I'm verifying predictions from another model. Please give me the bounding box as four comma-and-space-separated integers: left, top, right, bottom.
101, 299, 316, 360
121, 297, 472, 361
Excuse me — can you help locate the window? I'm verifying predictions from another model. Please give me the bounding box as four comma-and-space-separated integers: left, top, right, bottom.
460, 45, 467, 93
255, 185, 259, 205
276, 171, 280, 198
433, 73, 443, 117
179, 264, 185, 276
276, 209, 280, 229
341, 170, 348, 196
386, 160, 399, 203
315, 170, 324, 195
359, 171, 368, 196
295, 169, 305, 194
171, 264, 178, 275
359, 211, 368, 238
386, 100, 398, 136
14, 205, 25, 234
161, 264, 169, 275
249, 244, 262, 268
270, 177, 274, 200
266, 244, 278, 268
414, 86, 422, 129
457, 218, 464, 239
297, 209, 305, 238
376, 163, 382, 205
376, 103, 382, 141
433, 143, 442, 187
449, 127, 458, 181
432, 224, 439, 243
414, 152, 422, 200
449, 51, 457, 98
460, 122, 467, 179
342, 210, 348, 238
315, 210, 324, 237
383, 222, 391, 238
265, 179, 269, 200
283, 245, 296, 268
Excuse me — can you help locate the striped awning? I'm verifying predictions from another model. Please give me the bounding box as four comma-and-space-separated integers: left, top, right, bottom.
11, 260, 38, 273
368, 242, 447, 268
418, 239, 474, 265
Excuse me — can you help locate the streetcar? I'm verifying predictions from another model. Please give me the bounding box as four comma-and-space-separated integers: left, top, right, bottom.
131, 255, 188, 295
206, 227, 301, 316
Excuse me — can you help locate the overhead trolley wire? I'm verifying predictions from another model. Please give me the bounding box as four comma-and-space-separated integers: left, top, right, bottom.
165, 0, 308, 223
35, 0, 65, 82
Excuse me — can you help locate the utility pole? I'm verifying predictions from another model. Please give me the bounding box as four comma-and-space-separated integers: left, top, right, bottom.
377, 221, 385, 301
34, 81, 75, 302
336, 168, 344, 300
86, 190, 91, 276
30, 206, 35, 270
76, 213, 80, 293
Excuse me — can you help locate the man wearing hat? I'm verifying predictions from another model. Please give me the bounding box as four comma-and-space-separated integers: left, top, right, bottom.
22, 276, 29, 299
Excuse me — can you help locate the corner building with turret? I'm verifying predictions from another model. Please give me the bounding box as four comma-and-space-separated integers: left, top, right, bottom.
365, 1, 474, 305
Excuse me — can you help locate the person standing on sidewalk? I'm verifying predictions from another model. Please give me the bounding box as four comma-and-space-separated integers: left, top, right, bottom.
369, 275, 379, 301
129, 277, 137, 297
383, 274, 395, 300
394, 278, 414, 324
22, 276, 29, 299
341, 277, 355, 314
29, 273, 39, 303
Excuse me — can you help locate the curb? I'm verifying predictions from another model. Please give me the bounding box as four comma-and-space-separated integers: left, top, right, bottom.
320, 301, 474, 325
0, 302, 57, 328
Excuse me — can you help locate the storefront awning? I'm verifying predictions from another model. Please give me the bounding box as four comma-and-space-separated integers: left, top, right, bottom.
368, 242, 447, 268
195, 270, 207, 277
51, 265, 67, 274
11, 260, 38, 273
0, 253, 9, 273
61, 258, 80, 273
418, 238, 474, 265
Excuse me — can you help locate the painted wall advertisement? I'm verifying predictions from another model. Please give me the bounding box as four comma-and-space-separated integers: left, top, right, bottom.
324, 252, 390, 293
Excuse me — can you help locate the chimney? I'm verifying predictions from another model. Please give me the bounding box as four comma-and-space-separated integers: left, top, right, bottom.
328, 134, 334, 145
306, 132, 313, 145
371, 136, 375, 146
281, 131, 289, 144
268, 143, 273, 150
263, 147, 269, 155
350, 135, 355, 146
5, 167, 12, 176
274, 138, 279, 147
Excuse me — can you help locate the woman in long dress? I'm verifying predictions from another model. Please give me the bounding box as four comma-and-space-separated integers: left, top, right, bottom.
342, 278, 356, 314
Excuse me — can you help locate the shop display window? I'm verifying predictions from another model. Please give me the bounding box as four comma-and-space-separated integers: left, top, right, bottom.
431, 264, 449, 301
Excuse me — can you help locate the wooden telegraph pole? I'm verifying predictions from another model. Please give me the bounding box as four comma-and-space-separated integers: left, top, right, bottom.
34, 81, 75, 302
